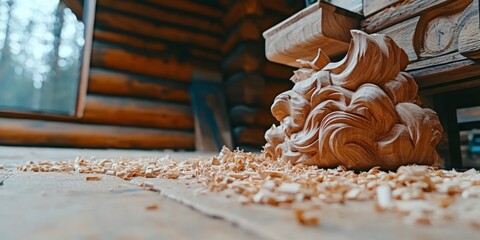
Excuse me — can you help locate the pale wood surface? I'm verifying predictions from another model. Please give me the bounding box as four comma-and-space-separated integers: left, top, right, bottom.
0, 146, 479, 240
363, 0, 401, 17
263, 3, 359, 68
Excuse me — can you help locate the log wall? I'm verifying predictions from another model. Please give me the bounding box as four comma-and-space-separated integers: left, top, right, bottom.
222, 0, 301, 150
0, 0, 301, 150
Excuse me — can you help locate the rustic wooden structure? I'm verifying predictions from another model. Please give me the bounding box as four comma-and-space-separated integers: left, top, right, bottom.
263, 0, 480, 168
221, 0, 302, 149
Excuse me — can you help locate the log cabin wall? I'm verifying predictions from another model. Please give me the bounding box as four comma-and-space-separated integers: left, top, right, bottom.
0, 0, 302, 150
222, 0, 302, 150
0, 0, 226, 149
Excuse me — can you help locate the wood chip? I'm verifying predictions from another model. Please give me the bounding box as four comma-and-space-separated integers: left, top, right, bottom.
86, 176, 101, 181
295, 210, 319, 226
16, 147, 480, 227
146, 204, 159, 211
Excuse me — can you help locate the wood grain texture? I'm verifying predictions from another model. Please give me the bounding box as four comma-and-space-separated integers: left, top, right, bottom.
0, 118, 194, 149
362, 0, 451, 33
375, 0, 477, 62
94, 9, 221, 51
264, 30, 443, 170
93, 30, 222, 62
363, 0, 402, 17
91, 42, 193, 82
97, 0, 223, 35
88, 68, 190, 103
458, 0, 480, 59
82, 95, 194, 130
263, 3, 360, 68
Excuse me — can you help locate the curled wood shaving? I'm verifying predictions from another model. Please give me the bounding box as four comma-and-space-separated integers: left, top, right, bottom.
17, 147, 480, 226
146, 204, 159, 211
295, 210, 319, 226
86, 176, 101, 181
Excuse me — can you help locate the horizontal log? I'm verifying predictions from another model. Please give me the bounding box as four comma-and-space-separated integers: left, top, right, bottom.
94, 9, 221, 51
361, 0, 451, 33
410, 58, 480, 91
91, 42, 192, 82
233, 126, 267, 147
222, 18, 261, 54
377, 0, 476, 62
230, 105, 276, 127
363, 0, 401, 17
93, 30, 222, 62
223, 0, 263, 29
263, 3, 359, 67
0, 118, 194, 149
97, 0, 223, 35
225, 72, 265, 106
143, 0, 223, 19
88, 68, 190, 103
222, 42, 264, 74
82, 95, 194, 129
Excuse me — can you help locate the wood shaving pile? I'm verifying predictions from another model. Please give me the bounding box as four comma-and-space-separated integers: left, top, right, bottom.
18, 147, 480, 226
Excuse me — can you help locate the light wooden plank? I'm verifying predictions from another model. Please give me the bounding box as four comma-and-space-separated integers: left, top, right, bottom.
263, 3, 359, 67
363, 0, 402, 17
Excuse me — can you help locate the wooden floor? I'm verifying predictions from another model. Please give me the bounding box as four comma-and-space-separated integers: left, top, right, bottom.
0, 146, 479, 240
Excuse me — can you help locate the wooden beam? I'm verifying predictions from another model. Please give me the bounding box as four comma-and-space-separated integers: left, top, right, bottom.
93, 30, 222, 62
88, 68, 190, 103
361, 0, 452, 33
97, 0, 223, 35
0, 118, 194, 149
230, 105, 276, 128
143, 0, 223, 19
82, 95, 194, 130
263, 3, 360, 67
222, 42, 264, 75
225, 72, 265, 106
94, 9, 221, 51
91, 42, 193, 82
363, 0, 401, 17
222, 18, 261, 54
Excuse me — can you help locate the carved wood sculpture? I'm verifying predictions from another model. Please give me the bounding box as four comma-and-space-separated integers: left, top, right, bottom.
264, 30, 443, 170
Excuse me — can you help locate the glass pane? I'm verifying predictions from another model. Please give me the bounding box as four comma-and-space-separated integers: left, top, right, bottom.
0, 0, 85, 115
457, 106, 480, 168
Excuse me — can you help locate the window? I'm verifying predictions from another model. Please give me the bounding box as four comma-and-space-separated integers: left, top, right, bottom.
0, 0, 95, 116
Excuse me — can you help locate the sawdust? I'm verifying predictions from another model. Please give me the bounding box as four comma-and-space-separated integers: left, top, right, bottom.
18, 147, 480, 227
